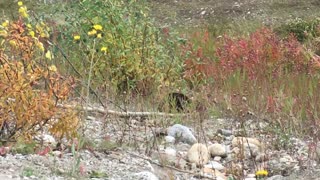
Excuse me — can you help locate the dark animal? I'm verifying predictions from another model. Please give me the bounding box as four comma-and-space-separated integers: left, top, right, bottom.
159, 92, 191, 113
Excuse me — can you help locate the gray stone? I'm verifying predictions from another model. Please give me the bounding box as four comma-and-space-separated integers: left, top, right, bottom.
217, 129, 233, 136
204, 161, 225, 171
165, 136, 175, 144
167, 124, 197, 145
176, 142, 191, 152
255, 153, 268, 162
266, 175, 285, 180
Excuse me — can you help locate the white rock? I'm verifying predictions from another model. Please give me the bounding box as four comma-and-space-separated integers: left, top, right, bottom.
167, 124, 197, 145
165, 136, 175, 144
134, 171, 159, 180
36, 134, 56, 146
52, 151, 62, 156
208, 143, 227, 157
204, 161, 225, 171
213, 156, 222, 161
165, 147, 176, 157
187, 143, 210, 166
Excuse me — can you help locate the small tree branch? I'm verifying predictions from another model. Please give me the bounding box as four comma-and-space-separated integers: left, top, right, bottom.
58, 104, 188, 118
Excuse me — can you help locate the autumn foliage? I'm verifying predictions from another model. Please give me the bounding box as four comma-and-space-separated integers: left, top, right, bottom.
181, 28, 315, 82
0, 18, 79, 142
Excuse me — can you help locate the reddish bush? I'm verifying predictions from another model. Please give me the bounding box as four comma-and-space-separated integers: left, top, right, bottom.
216, 28, 311, 80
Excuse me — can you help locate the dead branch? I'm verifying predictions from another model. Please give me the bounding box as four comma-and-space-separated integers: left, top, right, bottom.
58, 104, 188, 118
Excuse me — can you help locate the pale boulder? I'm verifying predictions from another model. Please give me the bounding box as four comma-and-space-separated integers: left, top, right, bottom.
232, 137, 263, 151
208, 143, 227, 157
187, 143, 210, 166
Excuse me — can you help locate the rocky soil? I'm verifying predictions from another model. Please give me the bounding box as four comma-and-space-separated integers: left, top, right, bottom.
148, 0, 320, 27
0, 106, 320, 180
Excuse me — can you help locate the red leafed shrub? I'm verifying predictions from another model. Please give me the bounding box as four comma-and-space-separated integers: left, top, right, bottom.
181, 42, 216, 85
216, 28, 311, 80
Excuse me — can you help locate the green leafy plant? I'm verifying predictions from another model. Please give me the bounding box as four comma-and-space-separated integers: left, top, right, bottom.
48, 0, 184, 97
275, 18, 320, 42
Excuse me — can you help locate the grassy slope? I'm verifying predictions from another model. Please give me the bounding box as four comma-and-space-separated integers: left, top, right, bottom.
147, 0, 320, 29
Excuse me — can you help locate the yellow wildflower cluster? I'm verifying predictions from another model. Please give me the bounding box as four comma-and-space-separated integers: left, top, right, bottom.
36, 22, 50, 38
101, 47, 108, 53
88, 29, 97, 36
88, 24, 103, 38
48, 65, 57, 72
255, 169, 268, 177
2, 20, 9, 28
0, 20, 9, 37
18, 1, 29, 18
93, 24, 103, 31
74, 35, 80, 40
45, 50, 53, 60
36, 41, 45, 52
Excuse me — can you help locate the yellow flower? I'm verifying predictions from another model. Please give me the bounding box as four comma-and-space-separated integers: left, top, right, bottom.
73, 35, 80, 40
48, 65, 57, 72
88, 29, 97, 36
45, 50, 53, 60
93, 24, 102, 31
0, 30, 7, 37
29, 31, 35, 37
101, 47, 108, 52
19, 6, 29, 18
19, 6, 26, 13
2, 20, 9, 27
37, 42, 45, 52
97, 33, 102, 38
40, 32, 48, 38
18, 1, 23, 6
255, 170, 268, 177
27, 24, 32, 29
9, 40, 16, 47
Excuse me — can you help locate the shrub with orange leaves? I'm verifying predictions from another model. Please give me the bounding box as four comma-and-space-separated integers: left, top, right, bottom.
0, 13, 79, 142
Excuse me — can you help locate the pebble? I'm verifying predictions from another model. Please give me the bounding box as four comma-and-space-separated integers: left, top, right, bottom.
217, 129, 233, 136
134, 171, 159, 180
214, 156, 222, 161
247, 174, 256, 178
